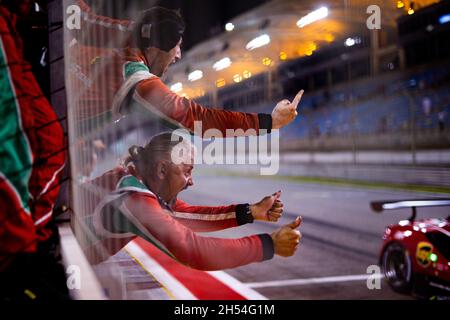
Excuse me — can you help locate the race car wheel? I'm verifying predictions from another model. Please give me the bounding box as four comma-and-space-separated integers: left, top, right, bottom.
382, 242, 413, 293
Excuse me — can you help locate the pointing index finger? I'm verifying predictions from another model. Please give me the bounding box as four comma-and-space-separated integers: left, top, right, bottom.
292, 89, 304, 109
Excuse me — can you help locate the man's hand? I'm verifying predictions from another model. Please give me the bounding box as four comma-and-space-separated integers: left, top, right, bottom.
250, 190, 283, 222
272, 89, 304, 129
271, 217, 302, 257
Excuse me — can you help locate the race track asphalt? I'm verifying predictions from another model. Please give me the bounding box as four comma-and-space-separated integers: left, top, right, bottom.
179, 172, 449, 299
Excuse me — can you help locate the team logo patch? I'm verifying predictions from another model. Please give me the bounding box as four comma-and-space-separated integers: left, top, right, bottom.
416, 242, 433, 268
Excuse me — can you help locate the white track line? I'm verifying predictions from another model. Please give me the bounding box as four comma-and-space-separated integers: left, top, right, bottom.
125, 242, 197, 300
246, 274, 384, 289
207, 271, 268, 300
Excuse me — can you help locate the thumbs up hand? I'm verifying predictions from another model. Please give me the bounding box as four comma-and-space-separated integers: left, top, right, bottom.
271, 216, 302, 257
250, 190, 283, 222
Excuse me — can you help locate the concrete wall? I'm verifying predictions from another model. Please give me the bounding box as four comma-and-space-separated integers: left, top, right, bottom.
195, 149, 450, 187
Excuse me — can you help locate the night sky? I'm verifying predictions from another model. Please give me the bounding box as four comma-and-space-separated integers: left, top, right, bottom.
86, 0, 268, 50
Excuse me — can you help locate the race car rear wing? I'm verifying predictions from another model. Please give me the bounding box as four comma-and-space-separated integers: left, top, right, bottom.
370, 199, 450, 221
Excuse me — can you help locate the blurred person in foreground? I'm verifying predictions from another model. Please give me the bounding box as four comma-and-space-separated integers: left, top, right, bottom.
0, 0, 67, 300
83, 132, 302, 270
71, 2, 304, 137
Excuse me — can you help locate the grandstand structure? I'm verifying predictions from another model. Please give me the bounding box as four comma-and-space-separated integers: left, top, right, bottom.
165, 0, 450, 152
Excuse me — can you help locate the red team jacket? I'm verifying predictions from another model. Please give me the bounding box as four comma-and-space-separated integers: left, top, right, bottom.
0, 5, 65, 270
82, 167, 274, 270
70, 1, 273, 135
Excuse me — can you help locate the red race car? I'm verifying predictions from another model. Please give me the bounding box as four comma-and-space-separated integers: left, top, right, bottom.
371, 199, 450, 299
